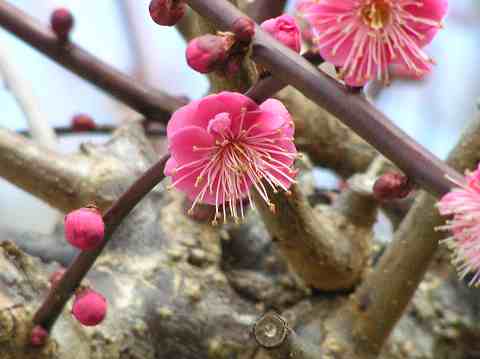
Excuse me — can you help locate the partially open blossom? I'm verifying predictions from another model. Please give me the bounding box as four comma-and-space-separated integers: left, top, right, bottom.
50, 8, 74, 41
373, 171, 412, 201
149, 0, 186, 26
72, 289, 107, 326
437, 165, 480, 286
186, 34, 234, 74
30, 325, 48, 347
232, 17, 256, 43
261, 14, 301, 53
165, 92, 297, 224
71, 114, 96, 132
298, 0, 448, 86
64, 207, 105, 251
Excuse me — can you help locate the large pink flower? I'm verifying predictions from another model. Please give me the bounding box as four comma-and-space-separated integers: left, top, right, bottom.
298, 0, 448, 86
165, 92, 297, 224
437, 165, 480, 286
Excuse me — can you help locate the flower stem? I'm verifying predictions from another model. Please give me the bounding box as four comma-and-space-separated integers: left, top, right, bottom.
33, 154, 170, 331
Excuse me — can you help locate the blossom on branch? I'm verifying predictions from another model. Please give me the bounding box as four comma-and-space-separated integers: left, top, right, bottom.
437, 165, 480, 286
164, 92, 297, 224
261, 14, 302, 53
298, 0, 448, 86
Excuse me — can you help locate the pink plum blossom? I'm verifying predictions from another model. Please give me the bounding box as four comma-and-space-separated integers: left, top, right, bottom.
261, 14, 302, 53
298, 0, 448, 86
437, 165, 480, 286
165, 92, 297, 224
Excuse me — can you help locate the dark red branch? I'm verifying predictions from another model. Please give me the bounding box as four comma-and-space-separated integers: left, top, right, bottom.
33, 154, 170, 331
18, 125, 166, 137
0, 2, 186, 122
184, 0, 462, 197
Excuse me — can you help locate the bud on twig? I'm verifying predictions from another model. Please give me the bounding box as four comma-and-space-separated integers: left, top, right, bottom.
149, 0, 186, 26
71, 114, 96, 132
232, 17, 255, 43
50, 8, 74, 42
373, 171, 412, 201
72, 289, 107, 326
30, 325, 48, 347
64, 207, 105, 250
186, 34, 233, 74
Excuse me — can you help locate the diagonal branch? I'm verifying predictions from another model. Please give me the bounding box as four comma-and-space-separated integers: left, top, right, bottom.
183, 0, 463, 196
33, 154, 170, 331
325, 111, 480, 357
246, 0, 288, 23
0, 1, 186, 122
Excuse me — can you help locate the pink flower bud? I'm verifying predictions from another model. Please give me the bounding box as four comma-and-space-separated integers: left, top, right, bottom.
71, 114, 96, 132
186, 34, 232, 74
149, 0, 186, 27
50, 8, 74, 41
232, 17, 255, 43
261, 14, 301, 53
64, 207, 105, 251
373, 172, 412, 201
72, 289, 107, 326
49, 268, 66, 287
30, 325, 48, 347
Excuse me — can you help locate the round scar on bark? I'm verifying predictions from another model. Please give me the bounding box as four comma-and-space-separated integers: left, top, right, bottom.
253, 312, 289, 348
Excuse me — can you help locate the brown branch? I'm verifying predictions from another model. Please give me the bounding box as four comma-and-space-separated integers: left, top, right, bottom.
0, 127, 104, 212
183, 0, 463, 196
18, 125, 166, 137
246, 0, 288, 23
325, 113, 480, 357
0, 1, 186, 122
33, 154, 170, 331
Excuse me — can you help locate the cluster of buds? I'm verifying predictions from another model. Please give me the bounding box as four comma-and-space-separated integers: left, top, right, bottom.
186, 17, 255, 77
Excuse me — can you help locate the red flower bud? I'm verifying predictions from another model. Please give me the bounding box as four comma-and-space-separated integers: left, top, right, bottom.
261, 14, 301, 53
50, 8, 74, 41
373, 172, 412, 201
72, 289, 107, 326
71, 114, 96, 132
49, 268, 66, 287
149, 0, 186, 27
186, 34, 233, 74
232, 17, 255, 43
225, 55, 243, 77
64, 207, 105, 251
30, 325, 48, 347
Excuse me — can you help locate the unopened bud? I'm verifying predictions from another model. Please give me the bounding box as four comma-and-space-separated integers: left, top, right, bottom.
373, 172, 412, 201
149, 0, 186, 27
186, 34, 234, 74
50, 8, 74, 41
64, 207, 105, 251
30, 325, 48, 347
71, 114, 96, 132
232, 17, 255, 43
72, 289, 107, 326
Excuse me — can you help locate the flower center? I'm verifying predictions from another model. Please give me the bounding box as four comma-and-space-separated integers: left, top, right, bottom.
361, 0, 391, 30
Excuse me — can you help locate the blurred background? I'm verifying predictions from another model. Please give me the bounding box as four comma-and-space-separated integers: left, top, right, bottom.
0, 0, 479, 234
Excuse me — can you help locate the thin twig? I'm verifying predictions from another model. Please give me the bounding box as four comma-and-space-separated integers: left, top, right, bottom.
0, 40, 57, 150
33, 154, 170, 331
0, 1, 186, 123
183, 0, 463, 196
18, 125, 165, 137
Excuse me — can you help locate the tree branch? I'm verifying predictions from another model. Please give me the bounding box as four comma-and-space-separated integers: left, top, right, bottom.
0, 40, 57, 150
183, 0, 463, 196
33, 154, 170, 331
0, 1, 186, 122
326, 110, 480, 357
246, 0, 288, 23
